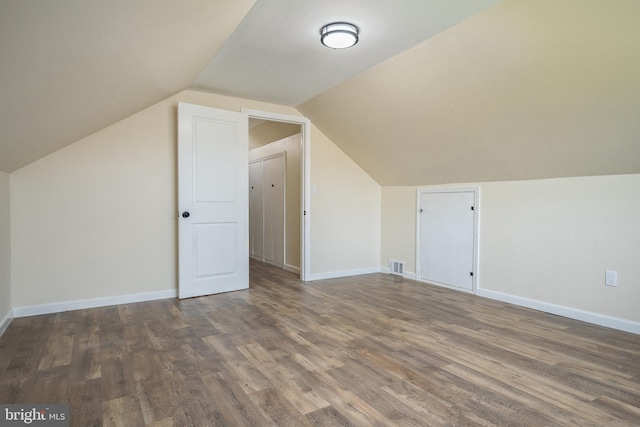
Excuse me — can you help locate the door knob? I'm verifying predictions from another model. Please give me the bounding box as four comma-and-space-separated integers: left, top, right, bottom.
182, 211, 190, 218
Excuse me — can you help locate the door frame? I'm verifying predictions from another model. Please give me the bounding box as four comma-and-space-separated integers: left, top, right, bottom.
242, 108, 311, 281
415, 186, 480, 294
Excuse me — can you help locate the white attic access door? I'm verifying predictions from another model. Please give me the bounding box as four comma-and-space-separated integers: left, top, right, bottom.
416, 187, 479, 293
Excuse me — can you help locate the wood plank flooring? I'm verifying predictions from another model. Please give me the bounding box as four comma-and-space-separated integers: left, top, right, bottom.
1, 259, 639, 426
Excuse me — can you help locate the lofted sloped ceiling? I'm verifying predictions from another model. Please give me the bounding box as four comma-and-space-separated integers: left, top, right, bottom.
0, 0, 256, 173
298, 0, 640, 185
0, 0, 500, 174
1, 0, 638, 185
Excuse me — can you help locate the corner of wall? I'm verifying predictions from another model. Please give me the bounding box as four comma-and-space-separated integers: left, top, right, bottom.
0, 170, 13, 336
309, 125, 381, 276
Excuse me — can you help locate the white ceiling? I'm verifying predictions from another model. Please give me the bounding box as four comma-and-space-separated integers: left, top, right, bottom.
192, 0, 501, 106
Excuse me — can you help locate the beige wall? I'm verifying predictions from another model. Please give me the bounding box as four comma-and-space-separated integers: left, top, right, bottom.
10, 89, 381, 308
480, 174, 640, 322
381, 174, 640, 324
249, 121, 301, 151
310, 127, 381, 277
11, 95, 179, 307
0, 171, 11, 324
381, 186, 417, 273
249, 133, 302, 271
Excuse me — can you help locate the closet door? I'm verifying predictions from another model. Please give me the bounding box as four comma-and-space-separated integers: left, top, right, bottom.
418, 190, 476, 291
249, 161, 263, 259
262, 155, 285, 268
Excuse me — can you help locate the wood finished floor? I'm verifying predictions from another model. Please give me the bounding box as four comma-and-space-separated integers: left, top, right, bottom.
1, 260, 639, 426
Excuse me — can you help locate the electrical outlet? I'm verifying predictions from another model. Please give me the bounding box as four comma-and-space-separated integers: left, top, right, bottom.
605, 270, 617, 287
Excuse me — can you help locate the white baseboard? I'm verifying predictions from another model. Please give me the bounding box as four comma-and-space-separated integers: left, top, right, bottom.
477, 288, 640, 335
0, 309, 13, 338
13, 289, 177, 318
284, 264, 301, 275
9, 279, 636, 336
308, 267, 380, 281
380, 267, 417, 280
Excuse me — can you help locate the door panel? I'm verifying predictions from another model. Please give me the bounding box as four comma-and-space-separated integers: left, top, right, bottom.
178, 102, 248, 299
194, 223, 236, 277
195, 121, 236, 202
419, 191, 475, 291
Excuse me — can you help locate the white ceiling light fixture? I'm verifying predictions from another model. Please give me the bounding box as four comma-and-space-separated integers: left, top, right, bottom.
320, 22, 359, 49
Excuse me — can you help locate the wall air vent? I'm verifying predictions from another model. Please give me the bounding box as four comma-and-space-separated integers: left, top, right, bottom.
389, 260, 405, 276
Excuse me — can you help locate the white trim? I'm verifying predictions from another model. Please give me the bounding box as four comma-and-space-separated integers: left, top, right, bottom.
380, 267, 417, 280
421, 279, 474, 294
403, 271, 417, 280
416, 185, 480, 293
12, 289, 177, 318
242, 109, 311, 282
249, 152, 287, 164
284, 264, 301, 274
308, 267, 380, 281
0, 309, 13, 337
477, 288, 640, 335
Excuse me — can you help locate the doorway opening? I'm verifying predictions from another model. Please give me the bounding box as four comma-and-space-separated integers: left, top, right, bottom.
243, 109, 311, 281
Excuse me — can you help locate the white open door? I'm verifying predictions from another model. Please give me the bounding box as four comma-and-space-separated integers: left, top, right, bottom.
178, 102, 249, 298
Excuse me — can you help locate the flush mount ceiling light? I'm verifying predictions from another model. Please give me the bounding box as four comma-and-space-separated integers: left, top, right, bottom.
320, 22, 359, 49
